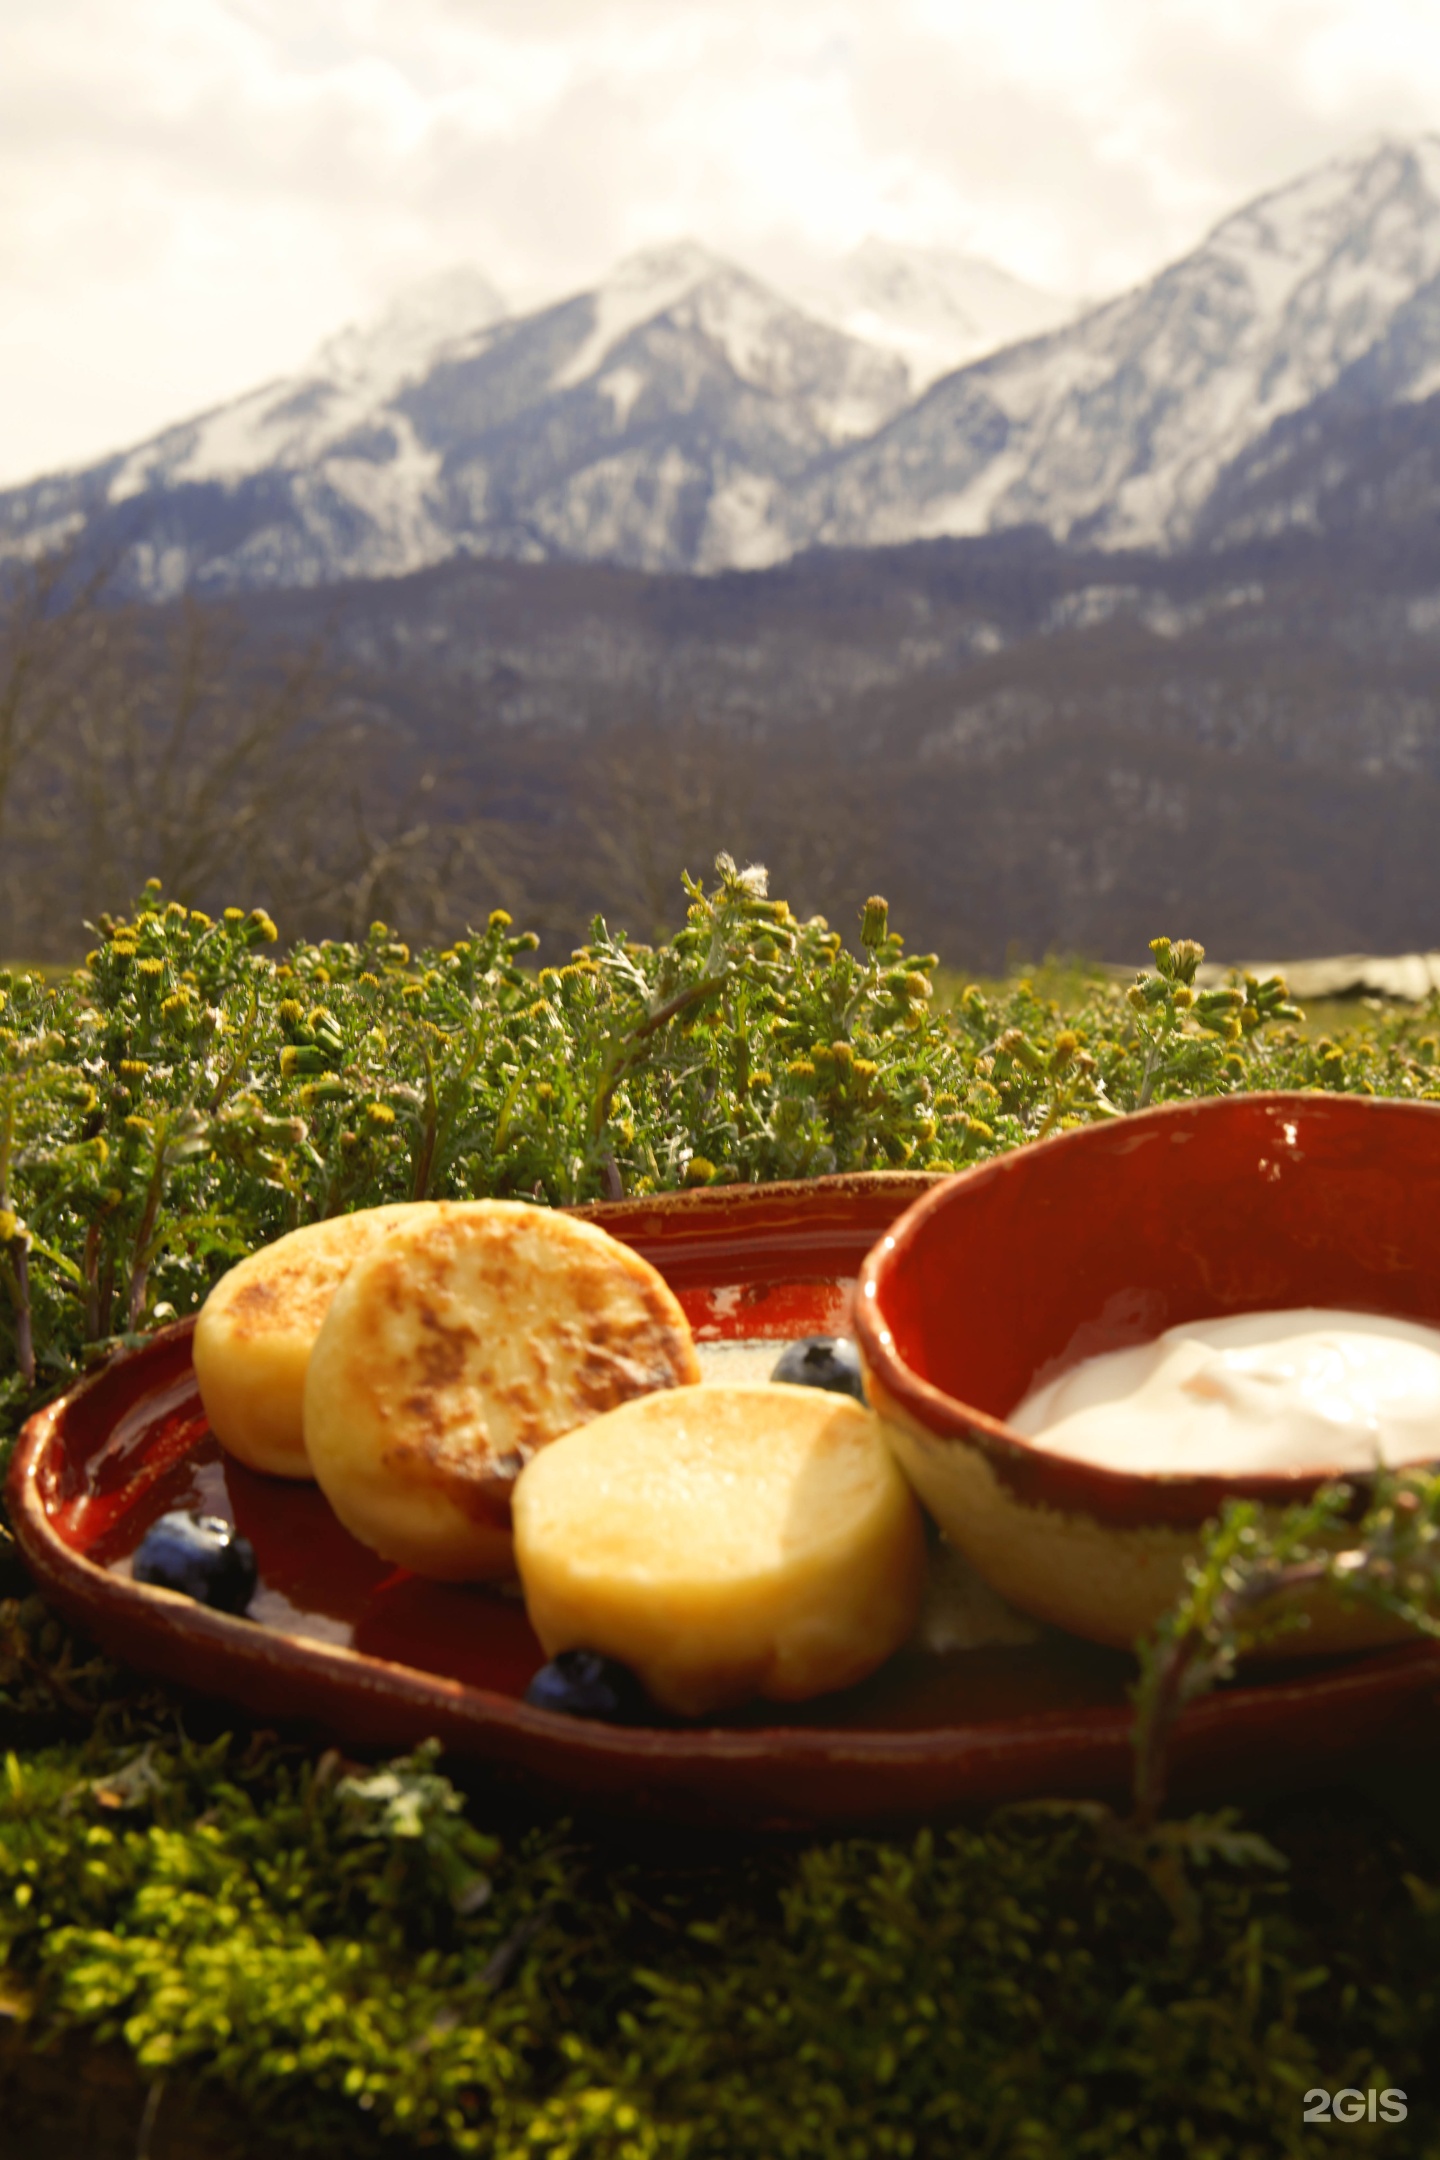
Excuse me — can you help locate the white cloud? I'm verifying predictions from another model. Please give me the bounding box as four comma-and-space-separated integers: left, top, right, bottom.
2, 0, 1440, 483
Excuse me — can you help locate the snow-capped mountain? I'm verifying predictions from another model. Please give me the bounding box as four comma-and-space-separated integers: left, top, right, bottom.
0, 243, 910, 592
785, 135, 1440, 556
9, 137, 1440, 594
757, 237, 1079, 388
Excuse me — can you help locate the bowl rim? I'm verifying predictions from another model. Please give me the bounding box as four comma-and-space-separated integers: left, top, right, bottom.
852, 1090, 1440, 1525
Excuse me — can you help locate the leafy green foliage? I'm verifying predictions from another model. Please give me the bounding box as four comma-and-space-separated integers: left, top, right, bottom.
0, 869, 1326, 1430
5, 870, 1440, 2154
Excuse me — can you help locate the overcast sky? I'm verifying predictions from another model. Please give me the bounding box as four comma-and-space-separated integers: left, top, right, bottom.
4, 0, 1440, 486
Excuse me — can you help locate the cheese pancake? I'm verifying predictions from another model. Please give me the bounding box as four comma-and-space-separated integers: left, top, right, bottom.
513, 1384, 925, 1715
193, 1203, 433, 1478
303, 1200, 700, 1580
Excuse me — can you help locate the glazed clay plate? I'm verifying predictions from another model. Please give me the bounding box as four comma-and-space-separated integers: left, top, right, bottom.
10, 1174, 1440, 1831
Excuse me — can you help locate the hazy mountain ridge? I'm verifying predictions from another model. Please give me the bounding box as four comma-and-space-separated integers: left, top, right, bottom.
10, 485, 1440, 965
258, 519, 1440, 774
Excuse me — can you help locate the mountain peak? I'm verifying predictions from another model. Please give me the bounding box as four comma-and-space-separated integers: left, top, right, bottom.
552, 240, 772, 391
316, 266, 509, 391
603, 238, 734, 292
1206, 130, 1440, 270
745, 236, 1078, 386
778, 128, 1440, 560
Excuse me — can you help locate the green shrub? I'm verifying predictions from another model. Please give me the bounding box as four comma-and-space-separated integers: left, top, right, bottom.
0, 871, 1349, 1421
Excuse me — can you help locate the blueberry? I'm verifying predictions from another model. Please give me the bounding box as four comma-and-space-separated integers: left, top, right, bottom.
770, 1335, 867, 1402
133, 1510, 257, 1614
524, 1649, 648, 1722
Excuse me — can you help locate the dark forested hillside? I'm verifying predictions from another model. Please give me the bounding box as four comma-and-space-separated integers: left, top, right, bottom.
244, 520, 1440, 967
7, 519, 1440, 968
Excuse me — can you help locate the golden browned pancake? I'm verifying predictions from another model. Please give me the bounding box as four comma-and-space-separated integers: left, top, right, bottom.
302, 1200, 700, 1579
512, 1383, 925, 1715
193, 1203, 435, 1478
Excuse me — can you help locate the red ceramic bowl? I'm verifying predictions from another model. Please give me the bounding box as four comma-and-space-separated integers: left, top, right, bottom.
853, 1093, 1440, 1652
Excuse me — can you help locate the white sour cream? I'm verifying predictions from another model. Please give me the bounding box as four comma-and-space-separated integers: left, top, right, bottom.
1008, 1308, 1440, 1476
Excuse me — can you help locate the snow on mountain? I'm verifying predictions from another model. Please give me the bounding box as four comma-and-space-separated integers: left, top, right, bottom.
9, 138, 1440, 595
110, 267, 509, 502
0, 242, 912, 591
782, 135, 1440, 558
552, 242, 722, 389
316, 267, 510, 390
764, 237, 1079, 388
0, 266, 515, 595
423, 242, 912, 574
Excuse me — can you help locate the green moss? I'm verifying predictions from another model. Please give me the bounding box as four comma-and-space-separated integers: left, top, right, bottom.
1, 1695, 1436, 2155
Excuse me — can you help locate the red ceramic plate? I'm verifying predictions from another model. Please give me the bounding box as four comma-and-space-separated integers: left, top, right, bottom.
10, 1173, 1440, 1831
